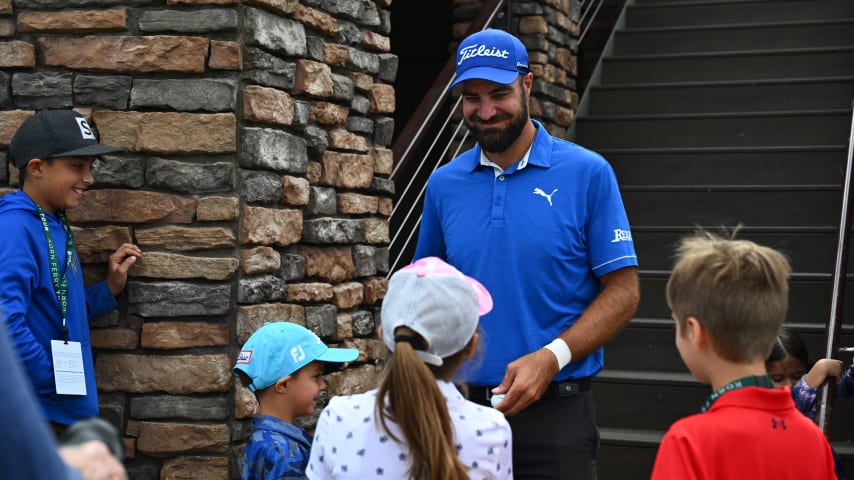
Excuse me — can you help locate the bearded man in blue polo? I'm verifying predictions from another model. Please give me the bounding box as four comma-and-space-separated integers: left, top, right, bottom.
413, 28, 640, 480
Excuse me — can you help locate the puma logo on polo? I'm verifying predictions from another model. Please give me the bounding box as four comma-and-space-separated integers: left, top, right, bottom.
533, 188, 558, 206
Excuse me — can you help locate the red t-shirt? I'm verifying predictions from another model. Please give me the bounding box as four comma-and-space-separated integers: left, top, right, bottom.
651, 387, 836, 479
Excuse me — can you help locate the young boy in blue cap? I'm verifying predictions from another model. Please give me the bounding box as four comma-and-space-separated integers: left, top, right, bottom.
233, 322, 359, 480
0, 110, 142, 433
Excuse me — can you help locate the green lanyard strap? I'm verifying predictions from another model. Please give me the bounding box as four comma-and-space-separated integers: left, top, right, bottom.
701, 375, 773, 413
36, 206, 75, 343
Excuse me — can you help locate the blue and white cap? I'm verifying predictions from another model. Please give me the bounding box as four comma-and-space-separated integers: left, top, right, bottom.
233, 322, 359, 392
450, 28, 530, 90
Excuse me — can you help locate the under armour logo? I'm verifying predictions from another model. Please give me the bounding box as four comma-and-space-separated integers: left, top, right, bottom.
771, 418, 787, 430
611, 229, 632, 243
533, 188, 558, 206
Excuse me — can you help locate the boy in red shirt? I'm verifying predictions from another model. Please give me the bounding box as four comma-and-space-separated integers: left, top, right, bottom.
651, 233, 836, 480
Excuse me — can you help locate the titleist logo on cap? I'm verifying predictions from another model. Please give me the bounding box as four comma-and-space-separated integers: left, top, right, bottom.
458, 43, 510, 65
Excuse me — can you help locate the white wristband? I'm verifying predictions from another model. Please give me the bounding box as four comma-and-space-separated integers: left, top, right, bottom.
543, 338, 572, 370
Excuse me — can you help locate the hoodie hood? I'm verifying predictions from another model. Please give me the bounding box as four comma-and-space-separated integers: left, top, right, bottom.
0, 190, 41, 218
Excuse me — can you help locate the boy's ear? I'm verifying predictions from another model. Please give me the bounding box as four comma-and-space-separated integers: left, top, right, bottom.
26, 158, 45, 178
272, 375, 293, 393
684, 316, 708, 351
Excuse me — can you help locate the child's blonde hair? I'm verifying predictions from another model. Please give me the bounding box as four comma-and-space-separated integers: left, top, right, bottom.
666, 232, 791, 362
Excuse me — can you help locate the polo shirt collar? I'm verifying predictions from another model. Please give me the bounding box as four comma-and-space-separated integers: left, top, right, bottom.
468, 119, 553, 173
251, 414, 311, 447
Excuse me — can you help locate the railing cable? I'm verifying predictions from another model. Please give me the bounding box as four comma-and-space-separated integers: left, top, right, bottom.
817, 98, 854, 434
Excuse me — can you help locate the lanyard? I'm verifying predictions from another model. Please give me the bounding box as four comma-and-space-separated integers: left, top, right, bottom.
36, 206, 74, 343
701, 375, 773, 413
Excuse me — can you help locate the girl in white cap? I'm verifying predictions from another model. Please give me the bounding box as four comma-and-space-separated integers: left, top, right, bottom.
307, 257, 512, 480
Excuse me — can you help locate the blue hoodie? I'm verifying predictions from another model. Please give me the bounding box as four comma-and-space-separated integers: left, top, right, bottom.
0, 189, 117, 425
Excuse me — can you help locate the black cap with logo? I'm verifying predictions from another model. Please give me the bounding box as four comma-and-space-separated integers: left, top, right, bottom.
9, 110, 126, 169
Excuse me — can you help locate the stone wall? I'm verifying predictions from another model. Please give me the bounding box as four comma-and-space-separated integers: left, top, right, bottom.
0, 0, 395, 478
452, 0, 580, 138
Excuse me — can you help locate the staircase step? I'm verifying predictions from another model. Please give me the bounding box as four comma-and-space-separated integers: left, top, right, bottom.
599, 432, 854, 478
637, 273, 854, 327
576, 110, 851, 149
623, 187, 841, 228
614, 20, 854, 56
601, 47, 854, 83
588, 77, 854, 115
630, 227, 853, 273
605, 318, 683, 372
625, 0, 854, 29
594, 370, 708, 431
631, 0, 802, 4
598, 428, 661, 480
595, 365, 854, 443
607, 318, 854, 374
599, 427, 664, 447
605, 146, 846, 186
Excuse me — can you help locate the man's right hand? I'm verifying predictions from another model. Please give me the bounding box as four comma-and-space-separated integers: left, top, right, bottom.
491, 348, 559, 416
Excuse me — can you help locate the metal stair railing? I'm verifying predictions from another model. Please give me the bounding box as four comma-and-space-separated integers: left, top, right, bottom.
578, 0, 607, 44
389, 0, 508, 274
817, 98, 854, 434
389, 0, 623, 274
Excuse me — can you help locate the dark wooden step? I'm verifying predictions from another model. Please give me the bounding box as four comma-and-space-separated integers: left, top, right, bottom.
587, 77, 854, 115
625, 0, 854, 29
622, 187, 841, 227
604, 146, 846, 186
601, 47, 854, 84
594, 367, 854, 442
594, 370, 709, 431
629, 227, 852, 273
598, 428, 854, 478
606, 318, 854, 374
631, 0, 802, 4
636, 273, 854, 326
605, 318, 682, 372
598, 428, 661, 480
614, 20, 854, 56
576, 110, 851, 149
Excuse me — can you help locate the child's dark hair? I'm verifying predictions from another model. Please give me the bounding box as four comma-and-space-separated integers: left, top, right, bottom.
767, 328, 810, 367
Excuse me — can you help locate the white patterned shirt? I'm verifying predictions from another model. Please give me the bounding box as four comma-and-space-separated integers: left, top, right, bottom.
307, 380, 513, 479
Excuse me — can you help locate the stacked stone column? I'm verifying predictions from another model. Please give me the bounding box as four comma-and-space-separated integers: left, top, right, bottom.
0, 0, 395, 478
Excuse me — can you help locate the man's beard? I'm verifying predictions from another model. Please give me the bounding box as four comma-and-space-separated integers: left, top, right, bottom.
465, 92, 529, 154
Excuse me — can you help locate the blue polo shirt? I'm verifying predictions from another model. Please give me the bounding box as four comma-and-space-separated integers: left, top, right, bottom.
414, 120, 637, 385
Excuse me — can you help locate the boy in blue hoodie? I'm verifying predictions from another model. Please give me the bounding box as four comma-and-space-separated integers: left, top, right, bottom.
0, 110, 142, 432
